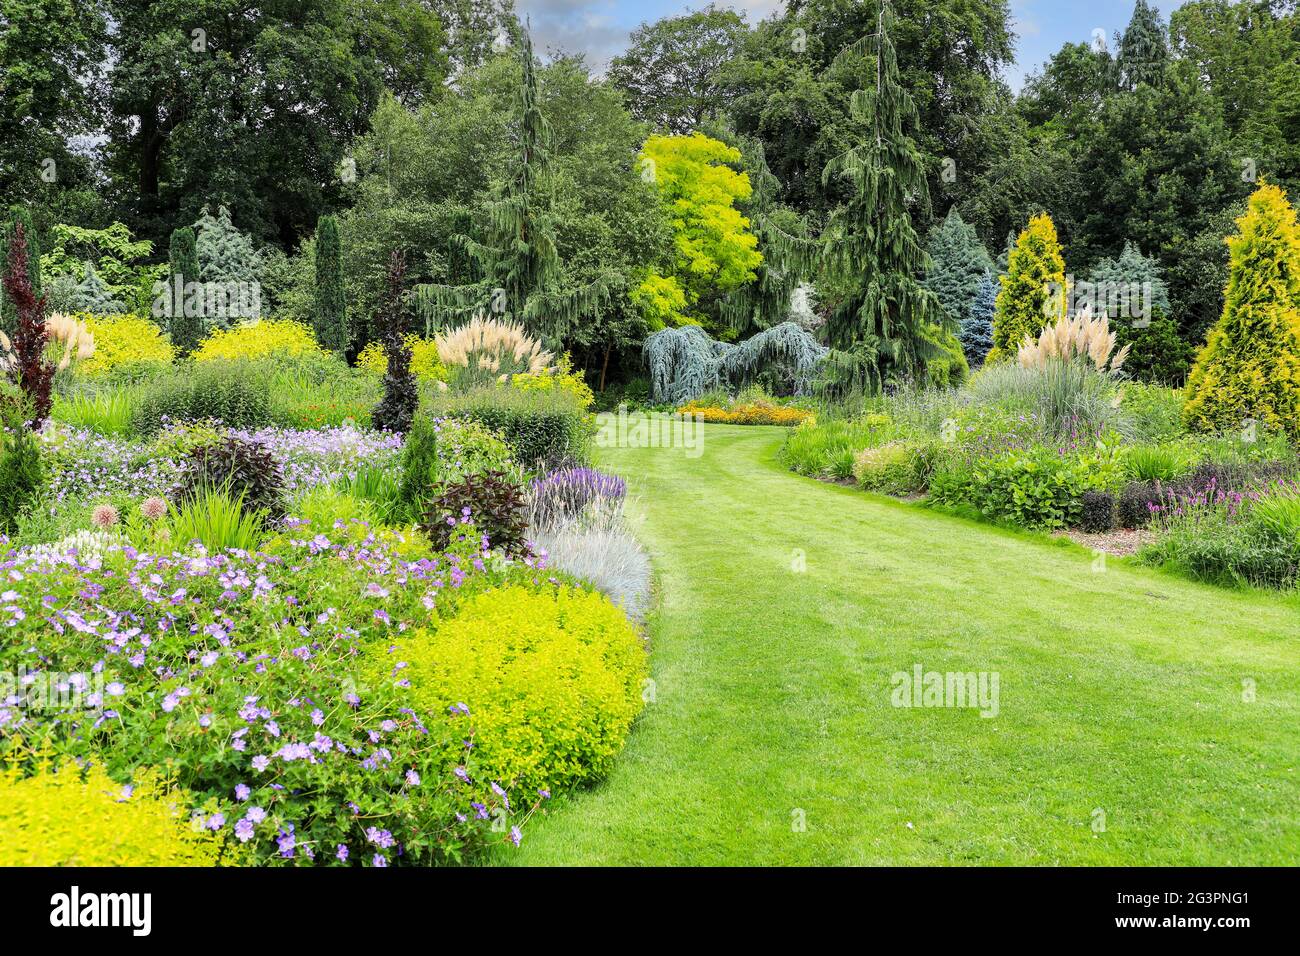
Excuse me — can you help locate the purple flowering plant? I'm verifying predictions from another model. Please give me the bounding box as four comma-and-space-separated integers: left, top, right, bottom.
527, 467, 626, 533
0, 511, 555, 865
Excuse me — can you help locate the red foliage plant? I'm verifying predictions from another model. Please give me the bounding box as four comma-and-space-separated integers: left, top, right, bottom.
1, 223, 54, 428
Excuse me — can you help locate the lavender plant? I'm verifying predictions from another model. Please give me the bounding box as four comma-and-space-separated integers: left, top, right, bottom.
527, 466, 627, 533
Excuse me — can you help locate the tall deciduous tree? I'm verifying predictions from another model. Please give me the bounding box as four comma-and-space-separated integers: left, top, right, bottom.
314, 215, 347, 355
819, 0, 939, 385
608, 6, 749, 134
103, 0, 447, 244
0, 0, 106, 212
636, 131, 764, 335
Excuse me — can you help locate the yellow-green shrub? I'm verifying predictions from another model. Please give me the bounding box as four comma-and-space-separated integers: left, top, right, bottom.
989, 213, 1067, 363
370, 584, 646, 794
852, 441, 918, 493
1184, 183, 1300, 442
74, 313, 175, 377
0, 759, 228, 866
356, 335, 447, 382
192, 319, 327, 364
511, 356, 595, 409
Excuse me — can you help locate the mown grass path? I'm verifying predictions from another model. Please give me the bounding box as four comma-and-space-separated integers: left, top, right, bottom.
503, 423, 1299, 865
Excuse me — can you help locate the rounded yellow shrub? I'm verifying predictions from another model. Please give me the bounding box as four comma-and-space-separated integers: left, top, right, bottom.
369, 584, 646, 794
511, 356, 595, 410
0, 759, 228, 866
74, 313, 175, 377
356, 335, 447, 382
192, 319, 327, 363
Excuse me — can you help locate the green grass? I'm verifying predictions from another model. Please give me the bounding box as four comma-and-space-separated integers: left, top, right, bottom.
501, 423, 1300, 865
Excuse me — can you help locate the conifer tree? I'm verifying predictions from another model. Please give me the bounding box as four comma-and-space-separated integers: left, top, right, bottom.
72, 262, 126, 315
168, 226, 202, 355
1184, 183, 1300, 440
820, 0, 939, 386
191, 205, 263, 327
1089, 240, 1188, 382
1117, 0, 1169, 91
995, 229, 1016, 274
314, 215, 347, 355
924, 208, 993, 327
960, 269, 997, 368
989, 213, 1067, 362
194, 205, 261, 284
413, 29, 610, 348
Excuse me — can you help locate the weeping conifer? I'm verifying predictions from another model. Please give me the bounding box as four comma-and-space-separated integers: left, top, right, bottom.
819, 0, 939, 387
413, 29, 612, 348
1117, 0, 1169, 91
706, 122, 818, 337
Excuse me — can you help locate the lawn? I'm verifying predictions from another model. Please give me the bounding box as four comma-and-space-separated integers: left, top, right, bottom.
505, 422, 1300, 865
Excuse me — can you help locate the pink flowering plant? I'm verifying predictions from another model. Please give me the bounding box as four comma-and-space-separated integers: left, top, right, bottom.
0, 513, 556, 865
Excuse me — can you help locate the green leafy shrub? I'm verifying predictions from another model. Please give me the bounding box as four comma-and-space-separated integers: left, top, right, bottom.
132, 361, 274, 435
1121, 381, 1186, 443
930, 447, 1118, 530
369, 584, 646, 794
427, 387, 592, 470
423, 469, 527, 556
0, 757, 230, 866
0, 392, 43, 535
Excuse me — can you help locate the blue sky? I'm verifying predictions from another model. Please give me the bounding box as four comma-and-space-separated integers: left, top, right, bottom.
516, 0, 1186, 89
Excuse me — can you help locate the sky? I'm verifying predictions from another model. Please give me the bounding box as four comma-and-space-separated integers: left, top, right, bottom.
515, 0, 1189, 89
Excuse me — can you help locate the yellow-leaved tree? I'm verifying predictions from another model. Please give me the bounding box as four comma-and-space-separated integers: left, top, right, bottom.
988, 212, 1066, 363
634, 133, 762, 330
1184, 182, 1300, 441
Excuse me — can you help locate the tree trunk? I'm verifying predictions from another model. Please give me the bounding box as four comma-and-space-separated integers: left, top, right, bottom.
598, 343, 611, 392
